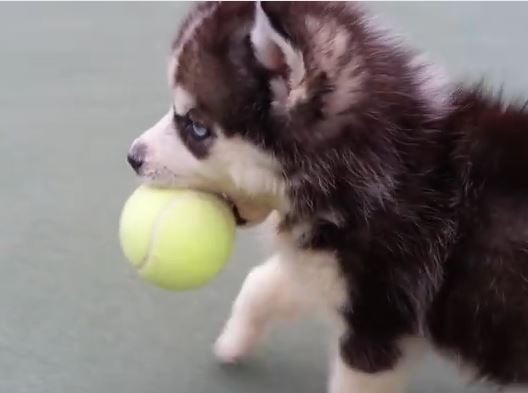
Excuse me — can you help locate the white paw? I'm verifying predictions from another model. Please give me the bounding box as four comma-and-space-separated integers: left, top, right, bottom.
213, 319, 258, 364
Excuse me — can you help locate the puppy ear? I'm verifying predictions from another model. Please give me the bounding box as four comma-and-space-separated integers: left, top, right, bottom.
250, 2, 304, 84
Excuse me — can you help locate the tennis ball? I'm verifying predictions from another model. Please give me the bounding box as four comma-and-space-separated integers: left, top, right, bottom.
119, 185, 236, 291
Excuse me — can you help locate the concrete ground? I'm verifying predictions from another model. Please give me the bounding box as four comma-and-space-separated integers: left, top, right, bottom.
1, 2, 527, 393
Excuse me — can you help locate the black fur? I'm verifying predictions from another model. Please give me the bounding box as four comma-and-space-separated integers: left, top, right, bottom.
176, 2, 528, 386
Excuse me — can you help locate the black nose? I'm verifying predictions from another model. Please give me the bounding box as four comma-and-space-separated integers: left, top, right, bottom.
127, 143, 146, 173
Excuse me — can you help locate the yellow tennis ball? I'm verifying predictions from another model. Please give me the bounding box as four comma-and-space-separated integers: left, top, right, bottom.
119, 185, 236, 291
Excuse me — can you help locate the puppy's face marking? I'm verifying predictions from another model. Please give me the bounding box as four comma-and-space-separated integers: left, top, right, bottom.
130, 83, 284, 224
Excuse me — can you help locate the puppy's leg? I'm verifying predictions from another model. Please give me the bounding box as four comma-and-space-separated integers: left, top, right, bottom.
329, 356, 409, 393
214, 254, 304, 363
328, 338, 422, 393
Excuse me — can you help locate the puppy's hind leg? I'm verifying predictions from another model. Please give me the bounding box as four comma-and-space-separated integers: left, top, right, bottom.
328, 337, 424, 393
214, 254, 305, 364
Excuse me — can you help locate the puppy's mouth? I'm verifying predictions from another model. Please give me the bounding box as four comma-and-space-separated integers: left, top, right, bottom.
138, 173, 264, 227
221, 195, 248, 226
219, 193, 275, 228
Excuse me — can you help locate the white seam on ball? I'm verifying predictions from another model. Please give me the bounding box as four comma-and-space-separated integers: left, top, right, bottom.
138, 197, 182, 273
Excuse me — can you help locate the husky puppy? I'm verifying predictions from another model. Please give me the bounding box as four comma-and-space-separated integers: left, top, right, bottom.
127, 2, 528, 392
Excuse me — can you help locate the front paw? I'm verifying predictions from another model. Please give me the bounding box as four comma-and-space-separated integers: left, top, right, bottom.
213, 318, 259, 364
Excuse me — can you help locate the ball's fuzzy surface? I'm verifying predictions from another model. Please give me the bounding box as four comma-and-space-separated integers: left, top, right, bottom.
119, 185, 236, 291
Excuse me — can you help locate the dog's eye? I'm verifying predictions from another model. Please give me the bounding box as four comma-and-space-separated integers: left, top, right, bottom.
187, 120, 211, 141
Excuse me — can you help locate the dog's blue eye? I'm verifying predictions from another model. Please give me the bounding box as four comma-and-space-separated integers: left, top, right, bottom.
189, 121, 210, 140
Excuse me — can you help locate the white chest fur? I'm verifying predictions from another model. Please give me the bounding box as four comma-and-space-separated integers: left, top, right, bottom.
273, 226, 349, 321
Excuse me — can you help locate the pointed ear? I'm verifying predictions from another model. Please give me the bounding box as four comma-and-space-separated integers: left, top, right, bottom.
250, 2, 304, 84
